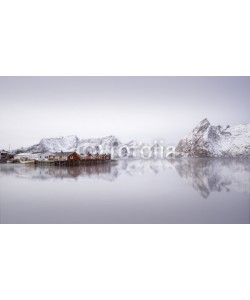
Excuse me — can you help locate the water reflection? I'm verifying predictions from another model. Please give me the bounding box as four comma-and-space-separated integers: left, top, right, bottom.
0, 162, 119, 181
169, 158, 250, 198
0, 159, 250, 198
1, 159, 250, 224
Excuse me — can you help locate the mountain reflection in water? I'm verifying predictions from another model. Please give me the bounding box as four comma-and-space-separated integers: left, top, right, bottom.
169, 158, 250, 198
0, 159, 249, 198
0, 159, 250, 224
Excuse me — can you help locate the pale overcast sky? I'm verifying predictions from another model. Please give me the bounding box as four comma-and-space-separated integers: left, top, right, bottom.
0, 77, 249, 149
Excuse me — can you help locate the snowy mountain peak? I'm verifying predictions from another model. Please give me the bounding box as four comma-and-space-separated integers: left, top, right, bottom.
176, 119, 250, 157
36, 135, 79, 153
201, 118, 210, 126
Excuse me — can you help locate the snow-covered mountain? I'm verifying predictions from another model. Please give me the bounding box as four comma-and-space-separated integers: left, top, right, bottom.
16, 135, 162, 158
30, 135, 79, 153
15, 119, 250, 158
17, 135, 136, 158
20, 135, 120, 155
175, 119, 250, 157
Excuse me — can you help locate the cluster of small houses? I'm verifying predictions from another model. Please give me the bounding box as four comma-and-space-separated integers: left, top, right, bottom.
0, 149, 111, 164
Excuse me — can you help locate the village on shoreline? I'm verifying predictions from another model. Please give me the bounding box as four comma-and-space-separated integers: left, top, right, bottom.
0, 149, 111, 165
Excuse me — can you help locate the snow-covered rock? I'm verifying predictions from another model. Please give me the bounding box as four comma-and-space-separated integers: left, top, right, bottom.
30, 135, 79, 153
17, 135, 126, 158
175, 119, 250, 157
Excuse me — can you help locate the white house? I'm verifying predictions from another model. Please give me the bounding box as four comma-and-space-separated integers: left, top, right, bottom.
36, 152, 54, 161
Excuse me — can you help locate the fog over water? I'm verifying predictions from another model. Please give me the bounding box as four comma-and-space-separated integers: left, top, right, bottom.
0, 159, 249, 224
0, 77, 250, 149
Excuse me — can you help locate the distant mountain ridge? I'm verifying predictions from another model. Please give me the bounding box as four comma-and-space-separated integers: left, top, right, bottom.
20, 135, 123, 155
15, 135, 169, 158
14, 119, 250, 158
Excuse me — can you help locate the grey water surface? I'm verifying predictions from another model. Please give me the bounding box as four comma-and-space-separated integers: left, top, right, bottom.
0, 159, 250, 224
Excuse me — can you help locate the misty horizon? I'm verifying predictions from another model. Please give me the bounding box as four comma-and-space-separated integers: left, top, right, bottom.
0, 77, 250, 149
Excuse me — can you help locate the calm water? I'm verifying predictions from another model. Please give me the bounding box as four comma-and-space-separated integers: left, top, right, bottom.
0, 159, 250, 224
